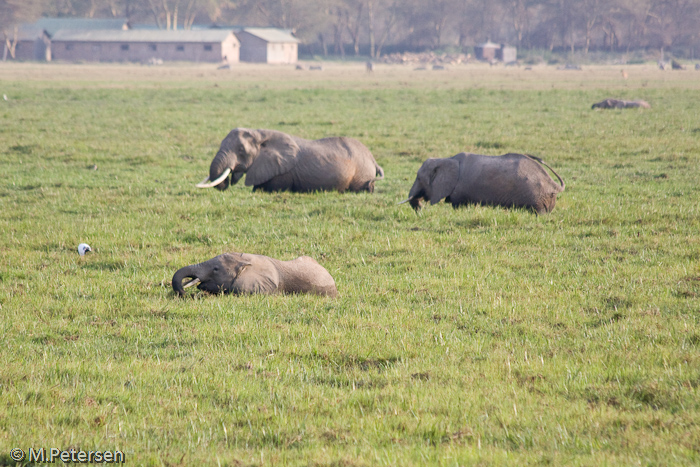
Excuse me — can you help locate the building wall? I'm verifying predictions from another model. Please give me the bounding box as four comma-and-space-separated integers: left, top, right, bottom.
238, 33, 268, 62
52, 37, 239, 63
14, 40, 38, 60
13, 37, 50, 61
474, 45, 498, 61
220, 36, 239, 63
499, 46, 517, 63
266, 42, 297, 64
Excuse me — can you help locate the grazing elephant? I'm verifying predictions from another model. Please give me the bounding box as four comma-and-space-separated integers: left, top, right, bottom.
172, 252, 338, 297
400, 152, 565, 214
196, 128, 384, 193
592, 98, 651, 109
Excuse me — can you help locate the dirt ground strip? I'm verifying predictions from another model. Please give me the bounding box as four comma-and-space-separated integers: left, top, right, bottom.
1, 61, 699, 91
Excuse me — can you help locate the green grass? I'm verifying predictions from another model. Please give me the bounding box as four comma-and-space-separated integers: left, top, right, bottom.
0, 63, 699, 466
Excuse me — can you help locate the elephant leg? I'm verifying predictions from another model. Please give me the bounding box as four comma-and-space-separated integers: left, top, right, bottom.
348, 178, 374, 193
254, 173, 295, 192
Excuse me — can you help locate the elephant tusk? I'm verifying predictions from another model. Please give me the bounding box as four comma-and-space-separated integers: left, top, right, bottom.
397, 198, 412, 205
183, 278, 201, 289
196, 168, 231, 188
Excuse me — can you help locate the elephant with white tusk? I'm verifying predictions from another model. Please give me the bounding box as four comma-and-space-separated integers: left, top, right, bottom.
196, 128, 384, 193
172, 252, 338, 297
401, 152, 565, 214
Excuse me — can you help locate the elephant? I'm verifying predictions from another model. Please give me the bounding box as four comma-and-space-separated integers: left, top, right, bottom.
400, 152, 565, 214
172, 252, 338, 297
592, 98, 651, 109
196, 128, 384, 193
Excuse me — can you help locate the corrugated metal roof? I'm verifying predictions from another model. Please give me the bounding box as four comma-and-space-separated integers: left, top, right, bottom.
240, 28, 299, 44
16, 25, 46, 41
51, 29, 237, 43
34, 18, 129, 35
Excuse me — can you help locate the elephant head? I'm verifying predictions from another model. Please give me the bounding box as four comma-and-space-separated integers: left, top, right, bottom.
172, 254, 248, 296
400, 157, 459, 210
196, 128, 300, 190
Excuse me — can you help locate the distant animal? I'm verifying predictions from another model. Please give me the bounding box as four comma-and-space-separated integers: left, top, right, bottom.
621, 69, 628, 79
695, 63, 700, 70
658, 60, 667, 70
172, 252, 338, 297
432, 65, 445, 70
671, 59, 685, 70
400, 153, 565, 215
196, 128, 384, 193
295, 64, 307, 70
591, 98, 651, 109
366, 61, 374, 72
557, 64, 581, 70
309, 65, 324, 71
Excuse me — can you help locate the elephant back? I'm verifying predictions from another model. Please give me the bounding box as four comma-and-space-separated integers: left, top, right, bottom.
277, 256, 338, 297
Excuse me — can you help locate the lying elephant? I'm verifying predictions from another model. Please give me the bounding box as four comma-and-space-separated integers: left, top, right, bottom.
196, 128, 384, 193
172, 252, 338, 297
401, 152, 565, 214
592, 98, 651, 109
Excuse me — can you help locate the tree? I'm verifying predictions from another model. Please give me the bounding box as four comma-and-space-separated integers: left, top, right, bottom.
344, 0, 364, 55
1, 0, 45, 60
647, 0, 700, 51
373, 0, 400, 57
576, 0, 606, 53
502, 0, 543, 47
455, 0, 505, 48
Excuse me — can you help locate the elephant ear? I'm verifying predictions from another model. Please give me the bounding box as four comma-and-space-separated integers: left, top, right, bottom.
244, 131, 300, 187
418, 158, 460, 205
232, 255, 280, 294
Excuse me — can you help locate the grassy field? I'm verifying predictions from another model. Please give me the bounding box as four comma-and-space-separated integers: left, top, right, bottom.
0, 62, 699, 466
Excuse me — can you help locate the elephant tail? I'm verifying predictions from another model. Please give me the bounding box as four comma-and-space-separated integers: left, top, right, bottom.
374, 163, 385, 181
526, 154, 565, 193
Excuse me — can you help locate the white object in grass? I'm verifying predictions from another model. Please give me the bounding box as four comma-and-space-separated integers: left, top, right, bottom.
78, 243, 92, 256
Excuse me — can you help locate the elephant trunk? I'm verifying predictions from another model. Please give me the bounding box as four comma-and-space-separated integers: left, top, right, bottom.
172, 264, 202, 296
206, 151, 233, 190
196, 150, 234, 189
404, 179, 425, 210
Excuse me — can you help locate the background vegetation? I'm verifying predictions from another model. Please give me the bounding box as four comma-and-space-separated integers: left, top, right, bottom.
4, 0, 700, 60
0, 62, 699, 465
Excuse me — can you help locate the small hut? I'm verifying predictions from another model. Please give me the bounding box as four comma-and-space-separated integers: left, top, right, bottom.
498, 46, 517, 63
474, 41, 501, 61
236, 28, 299, 64
474, 41, 517, 63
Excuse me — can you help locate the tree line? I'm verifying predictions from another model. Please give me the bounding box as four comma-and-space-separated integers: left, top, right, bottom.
3, 0, 700, 58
